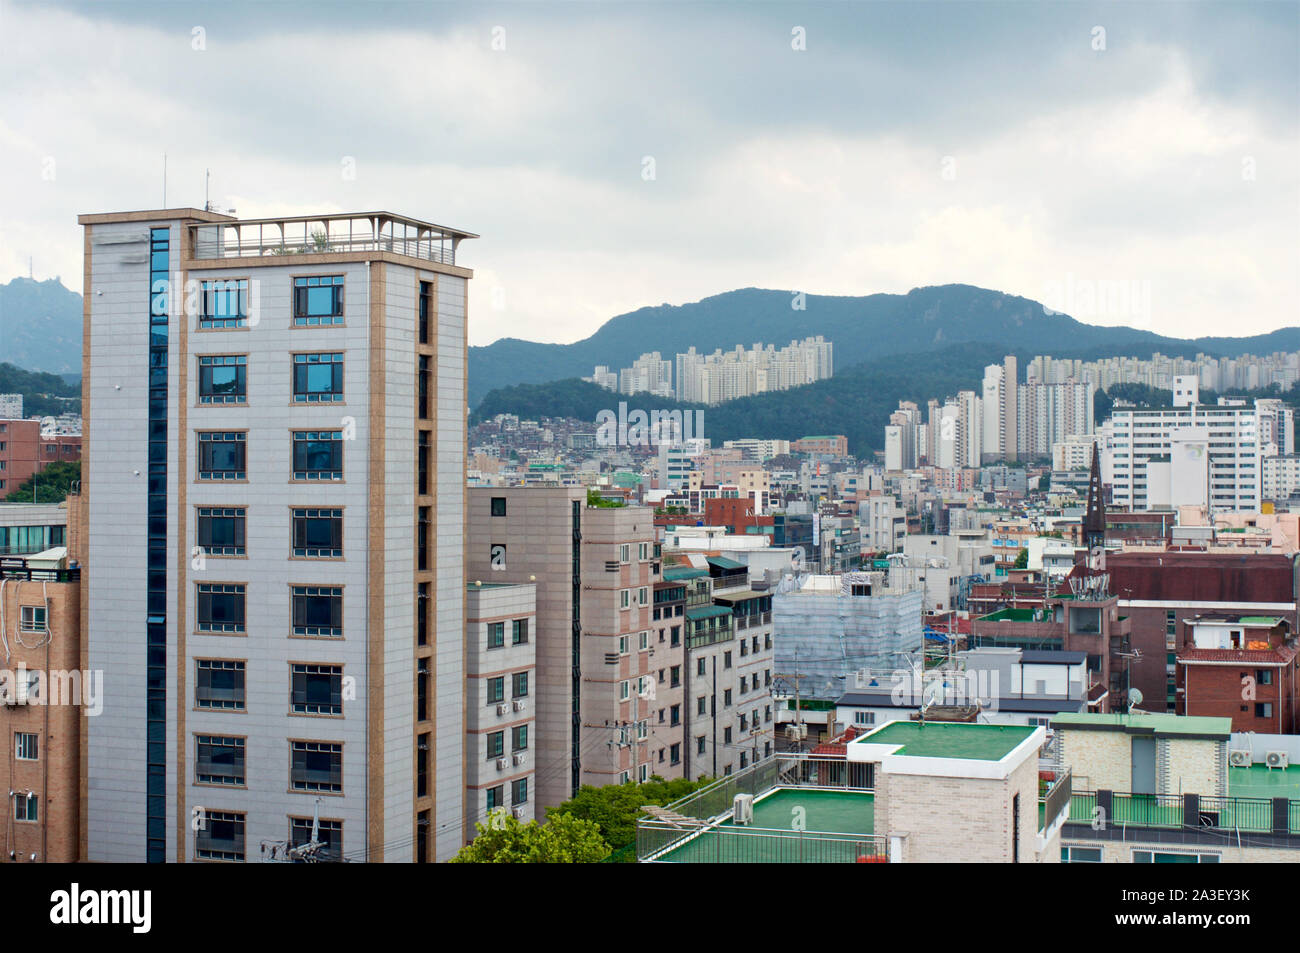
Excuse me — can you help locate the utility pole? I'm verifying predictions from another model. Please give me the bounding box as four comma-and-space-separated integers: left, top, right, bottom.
776, 648, 810, 752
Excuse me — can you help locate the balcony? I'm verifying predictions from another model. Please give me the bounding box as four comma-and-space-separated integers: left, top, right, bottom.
190, 212, 475, 267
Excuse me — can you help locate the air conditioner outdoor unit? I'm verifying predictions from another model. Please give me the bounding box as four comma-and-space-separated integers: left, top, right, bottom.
732, 793, 754, 825
513, 807, 527, 819
496, 758, 508, 771
496, 704, 510, 716
513, 753, 527, 766
1266, 751, 1289, 769
513, 700, 526, 712
1229, 750, 1252, 767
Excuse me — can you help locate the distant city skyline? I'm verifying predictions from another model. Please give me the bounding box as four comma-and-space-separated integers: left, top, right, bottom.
3, 0, 1297, 347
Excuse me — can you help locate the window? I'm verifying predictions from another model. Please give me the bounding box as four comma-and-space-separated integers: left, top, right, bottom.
197, 507, 245, 556
289, 817, 342, 863
620, 681, 630, 701
724, 651, 732, 669
417, 582, 429, 646
724, 689, 733, 707
639, 587, 649, 605
512, 778, 528, 805
1061, 845, 1102, 863
418, 431, 429, 495
196, 659, 245, 710
670, 743, 681, 765
196, 810, 244, 860
199, 278, 248, 329
697, 658, 706, 676
19, 606, 46, 633
196, 735, 245, 785
290, 740, 343, 792
724, 727, 732, 744
418, 508, 430, 570
697, 736, 706, 754
740, 753, 748, 769
697, 696, 707, 715
293, 275, 344, 325
638, 630, 649, 651
512, 725, 528, 751
487, 731, 505, 759
417, 732, 430, 797
1256, 703, 1274, 718
670, 665, 681, 688
618, 635, 628, 655
639, 542, 650, 560
487, 677, 505, 704
15, 732, 37, 761
488, 622, 505, 649
1132, 850, 1219, 863
291, 585, 343, 637
512, 672, 529, 698
291, 508, 342, 558
198, 431, 246, 480
13, 792, 37, 823
853, 711, 875, 726
512, 619, 529, 645
418, 355, 430, 419
1259, 669, 1274, 686
291, 663, 343, 715
292, 431, 343, 481
620, 590, 630, 610
670, 704, 680, 726
491, 497, 507, 517
486, 786, 505, 812
292, 352, 345, 403
740, 676, 747, 693
197, 583, 245, 633
418, 280, 432, 343
198, 355, 247, 404
620, 544, 630, 563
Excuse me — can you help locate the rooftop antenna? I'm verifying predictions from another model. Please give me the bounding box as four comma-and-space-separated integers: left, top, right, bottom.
203, 169, 236, 215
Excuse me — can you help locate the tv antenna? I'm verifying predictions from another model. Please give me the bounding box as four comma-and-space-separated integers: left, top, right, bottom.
204, 169, 236, 215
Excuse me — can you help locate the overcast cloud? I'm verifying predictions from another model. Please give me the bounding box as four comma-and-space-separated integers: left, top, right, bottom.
0, 0, 1296, 344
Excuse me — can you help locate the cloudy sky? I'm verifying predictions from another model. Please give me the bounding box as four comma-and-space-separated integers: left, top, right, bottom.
1, 0, 1296, 344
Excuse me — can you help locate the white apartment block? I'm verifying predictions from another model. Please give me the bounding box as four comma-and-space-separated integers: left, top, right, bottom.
0, 394, 23, 418
675, 337, 832, 405
1106, 399, 1262, 512
1263, 454, 1300, 501
464, 582, 537, 843
80, 208, 473, 863
1016, 379, 1094, 461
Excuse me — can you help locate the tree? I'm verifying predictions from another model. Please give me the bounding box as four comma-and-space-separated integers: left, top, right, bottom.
548, 775, 713, 853
5, 460, 80, 503
1013, 548, 1029, 570
451, 811, 609, 863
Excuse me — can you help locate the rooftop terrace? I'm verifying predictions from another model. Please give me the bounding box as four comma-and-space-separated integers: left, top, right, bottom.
852, 720, 1036, 762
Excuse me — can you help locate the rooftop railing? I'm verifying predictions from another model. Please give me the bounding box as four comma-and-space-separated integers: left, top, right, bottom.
190, 213, 469, 267
1065, 789, 1300, 835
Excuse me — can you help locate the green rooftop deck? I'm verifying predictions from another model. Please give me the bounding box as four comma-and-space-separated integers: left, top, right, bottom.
1228, 764, 1300, 801
1050, 711, 1231, 739
854, 720, 1035, 761
650, 789, 878, 863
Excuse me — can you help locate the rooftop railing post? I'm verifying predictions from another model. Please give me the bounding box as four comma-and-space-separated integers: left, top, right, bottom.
1273, 797, 1289, 835
1182, 793, 1199, 829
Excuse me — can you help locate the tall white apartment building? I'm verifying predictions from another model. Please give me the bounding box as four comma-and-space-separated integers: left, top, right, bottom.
1105, 398, 1262, 512
0, 394, 23, 418
673, 337, 833, 405
80, 208, 474, 863
1016, 379, 1094, 460
1263, 454, 1300, 501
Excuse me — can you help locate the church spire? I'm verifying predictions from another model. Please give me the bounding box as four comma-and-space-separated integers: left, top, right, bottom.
1084, 443, 1105, 551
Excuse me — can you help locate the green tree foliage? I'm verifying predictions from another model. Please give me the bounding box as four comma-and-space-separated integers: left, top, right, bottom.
451, 811, 609, 864
547, 776, 713, 853
5, 460, 80, 503
1014, 548, 1029, 570
0, 363, 80, 418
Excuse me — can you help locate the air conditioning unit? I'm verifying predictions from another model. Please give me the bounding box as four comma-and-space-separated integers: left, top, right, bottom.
513, 700, 526, 712
513, 753, 527, 766
1229, 749, 1252, 767
496, 758, 508, 771
732, 793, 754, 825
513, 807, 527, 819
496, 704, 510, 716
1266, 751, 1289, 769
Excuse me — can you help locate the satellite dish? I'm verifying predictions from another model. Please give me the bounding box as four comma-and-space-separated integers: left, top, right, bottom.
1127, 688, 1144, 712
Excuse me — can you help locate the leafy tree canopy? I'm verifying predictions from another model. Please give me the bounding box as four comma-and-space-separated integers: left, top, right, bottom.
5, 460, 80, 503
451, 811, 609, 864
548, 775, 714, 852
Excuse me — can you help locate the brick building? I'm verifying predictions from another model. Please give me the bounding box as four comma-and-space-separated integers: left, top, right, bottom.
1175, 615, 1299, 733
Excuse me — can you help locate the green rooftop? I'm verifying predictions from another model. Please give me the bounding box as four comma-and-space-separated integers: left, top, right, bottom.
662, 567, 708, 581
653, 789, 876, 863
1050, 711, 1232, 739
854, 721, 1035, 761
686, 605, 732, 620
980, 608, 1042, 622
1228, 764, 1300, 801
